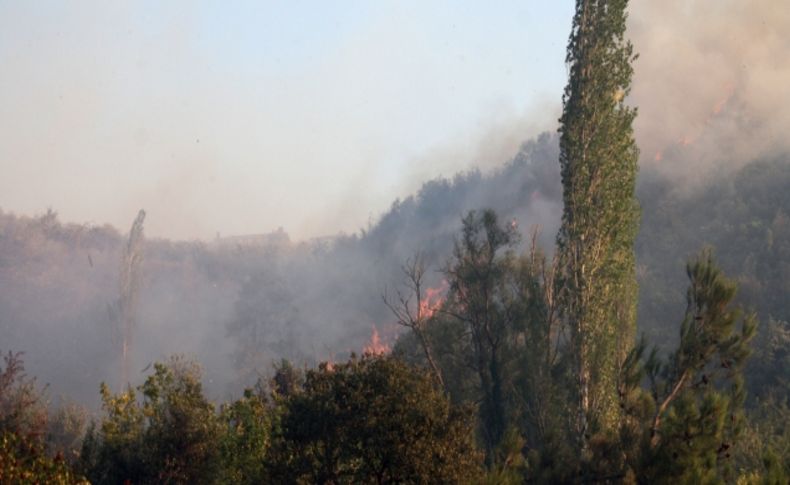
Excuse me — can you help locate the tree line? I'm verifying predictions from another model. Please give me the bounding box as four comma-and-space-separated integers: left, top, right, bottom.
1, 0, 788, 482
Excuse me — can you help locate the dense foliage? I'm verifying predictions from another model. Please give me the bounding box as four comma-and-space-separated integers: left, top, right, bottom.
80, 358, 223, 483
268, 356, 482, 483
1, 0, 789, 482
18, 354, 477, 484
556, 0, 641, 440
395, 217, 777, 482
0, 351, 88, 484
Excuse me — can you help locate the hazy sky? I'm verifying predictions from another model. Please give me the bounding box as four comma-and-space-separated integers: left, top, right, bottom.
3, 1, 786, 240
0, 1, 573, 240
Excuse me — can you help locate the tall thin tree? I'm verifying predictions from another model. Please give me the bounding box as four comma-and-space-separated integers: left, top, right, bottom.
119, 209, 145, 388
556, 0, 640, 449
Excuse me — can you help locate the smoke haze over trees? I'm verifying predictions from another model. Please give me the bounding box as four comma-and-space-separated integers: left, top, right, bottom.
0, 1, 787, 240
0, 0, 789, 481
2, 133, 788, 407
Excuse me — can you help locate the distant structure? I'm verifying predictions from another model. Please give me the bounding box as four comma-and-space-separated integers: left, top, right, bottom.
211, 227, 291, 250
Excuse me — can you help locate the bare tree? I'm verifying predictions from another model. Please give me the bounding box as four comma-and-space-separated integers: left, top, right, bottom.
383, 253, 444, 387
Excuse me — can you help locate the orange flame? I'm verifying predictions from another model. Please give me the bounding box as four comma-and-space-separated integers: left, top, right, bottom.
657, 83, 736, 158
363, 326, 391, 356
687, 84, 735, 146
419, 280, 448, 320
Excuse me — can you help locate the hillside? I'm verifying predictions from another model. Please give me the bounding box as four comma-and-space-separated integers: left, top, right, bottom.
1, 133, 788, 404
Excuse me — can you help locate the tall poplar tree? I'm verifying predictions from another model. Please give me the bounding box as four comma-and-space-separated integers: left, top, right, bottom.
556, 0, 640, 448
118, 209, 146, 388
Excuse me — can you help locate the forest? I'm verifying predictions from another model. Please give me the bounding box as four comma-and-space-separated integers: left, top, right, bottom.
2, 0, 790, 483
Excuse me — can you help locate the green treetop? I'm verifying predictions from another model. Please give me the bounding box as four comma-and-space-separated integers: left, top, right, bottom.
556, 0, 640, 445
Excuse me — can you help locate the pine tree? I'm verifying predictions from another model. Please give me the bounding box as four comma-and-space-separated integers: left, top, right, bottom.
556, 0, 640, 447
641, 251, 756, 481
617, 250, 757, 482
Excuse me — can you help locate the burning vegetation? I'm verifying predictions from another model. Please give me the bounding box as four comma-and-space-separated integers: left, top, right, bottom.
362, 326, 391, 356
1, 0, 789, 483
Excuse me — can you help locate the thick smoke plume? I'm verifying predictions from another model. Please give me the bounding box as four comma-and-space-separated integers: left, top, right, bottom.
629, 0, 790, 185
1, 1, 787, 409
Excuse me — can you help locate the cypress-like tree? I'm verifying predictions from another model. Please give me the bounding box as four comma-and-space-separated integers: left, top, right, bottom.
556, 0, 640, 447
118, 209, 146, 388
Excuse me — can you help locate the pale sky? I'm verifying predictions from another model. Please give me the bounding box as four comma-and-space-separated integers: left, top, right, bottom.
0, 1, 574, 240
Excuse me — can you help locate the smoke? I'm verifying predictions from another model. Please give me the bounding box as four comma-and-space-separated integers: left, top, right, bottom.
629, 0, 790, 185
2, 1, 787, 409
0, 2, 569, 242
0, 132, 564, 407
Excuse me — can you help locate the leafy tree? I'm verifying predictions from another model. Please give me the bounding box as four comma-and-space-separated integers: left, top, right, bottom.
81, 356, 223, 484
268, 355, 483, 484
393, 218, 571, 477
0, 431, 88, 485
46, 401, 89, 465
217, 387, 271, 484
79, 383, 145, 483
510, 231, 565, 443
442, 210, 520, 464
733, 395, 789, 484
555, 0, 640, 446
480, 428, 528, 484
140, 358, 222, 482
0, 351, 48, 442
269, 358, 304, 399
0, 351, 87, 483
508, 235, 579, 482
